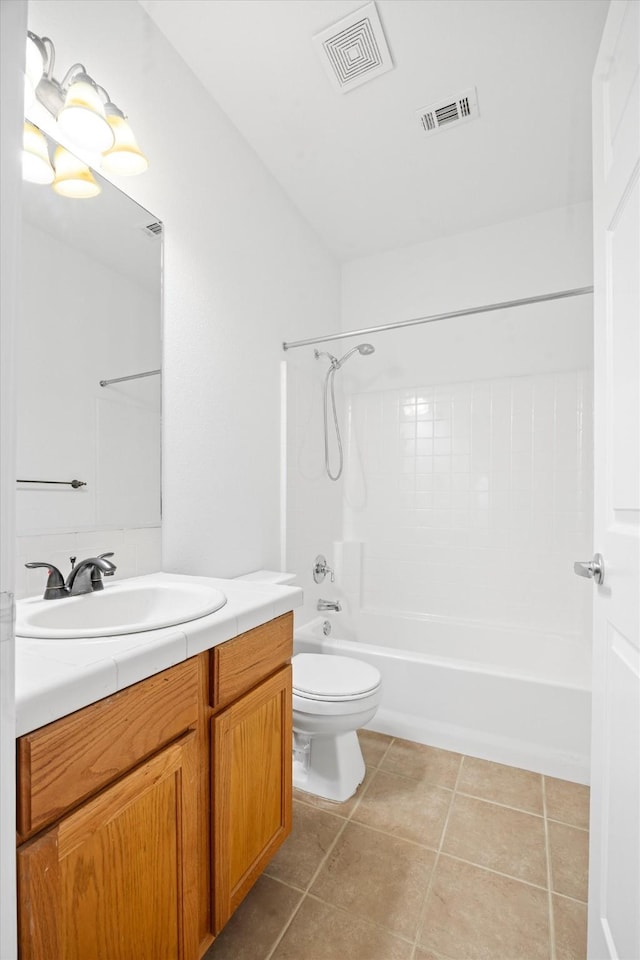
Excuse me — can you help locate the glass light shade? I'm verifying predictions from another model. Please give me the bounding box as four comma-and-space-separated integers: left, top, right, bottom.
25, 33, 45, 108
52, 145, 101, 198
57, 77, 114, 153
101, 114, 149, 175
22, 122, 54, 185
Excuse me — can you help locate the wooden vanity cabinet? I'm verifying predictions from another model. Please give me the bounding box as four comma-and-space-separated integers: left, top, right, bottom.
16, 612, 294, 959
16, 656, 205, 960
18, 733, 200, 960
210, 613, 293, 933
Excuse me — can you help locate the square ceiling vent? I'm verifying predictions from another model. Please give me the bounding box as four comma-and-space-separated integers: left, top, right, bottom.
313, 2, 394, 94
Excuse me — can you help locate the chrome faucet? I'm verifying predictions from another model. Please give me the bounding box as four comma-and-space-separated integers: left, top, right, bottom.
317, 598, 342, 612
66, 553, 117, 596
25, 552, 117, 599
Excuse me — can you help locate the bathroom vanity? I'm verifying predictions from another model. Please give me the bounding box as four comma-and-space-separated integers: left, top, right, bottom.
14, 574, 300, 960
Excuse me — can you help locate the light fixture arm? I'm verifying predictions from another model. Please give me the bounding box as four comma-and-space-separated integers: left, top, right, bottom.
40, 36, 55, 81
59, 62, 89, 91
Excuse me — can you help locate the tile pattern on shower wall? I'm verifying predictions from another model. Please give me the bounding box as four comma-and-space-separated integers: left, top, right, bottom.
345, 371, 592, 636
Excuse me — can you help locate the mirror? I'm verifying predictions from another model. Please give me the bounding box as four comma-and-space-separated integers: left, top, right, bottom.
16, 128, 162, 546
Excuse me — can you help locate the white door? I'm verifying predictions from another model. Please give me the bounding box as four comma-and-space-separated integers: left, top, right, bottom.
587, 2, 640, 958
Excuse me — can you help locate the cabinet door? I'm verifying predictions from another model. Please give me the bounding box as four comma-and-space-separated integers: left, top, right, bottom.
212, 665, 292, 933
18, 733, 199, 960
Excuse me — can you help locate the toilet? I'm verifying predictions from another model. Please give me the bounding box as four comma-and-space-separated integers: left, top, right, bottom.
292, 653, 382, 803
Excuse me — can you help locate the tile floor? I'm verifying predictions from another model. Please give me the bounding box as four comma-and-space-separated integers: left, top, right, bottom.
204, 731, 590, 960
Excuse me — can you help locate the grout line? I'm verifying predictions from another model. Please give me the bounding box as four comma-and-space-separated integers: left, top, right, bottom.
264, 798, 352, 960
341, 808, 445, 854
437, 850, 551, 893
542, 775, 556, 960
545, 815, 590, 832
305, 891, 417, 947
411, 752, 465, 955
552, 890, 589, 906
262, 886, 307, 960
455, 787, 546, 818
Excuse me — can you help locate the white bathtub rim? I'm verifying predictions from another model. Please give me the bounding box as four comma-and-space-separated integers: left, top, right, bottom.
296, 619, 590, 693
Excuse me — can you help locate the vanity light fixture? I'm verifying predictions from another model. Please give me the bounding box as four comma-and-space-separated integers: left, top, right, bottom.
24, 30, 148, 180
22, 121, 54, 185
100, 99, 149, 176
52, 145, 101, 199
56, 70, 115, 153
25, 31, 46, 108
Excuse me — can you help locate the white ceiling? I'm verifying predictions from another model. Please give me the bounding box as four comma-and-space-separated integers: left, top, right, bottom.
141, 0, 608, 261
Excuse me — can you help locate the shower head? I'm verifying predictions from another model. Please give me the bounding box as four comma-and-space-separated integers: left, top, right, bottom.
335, 342, 376, 368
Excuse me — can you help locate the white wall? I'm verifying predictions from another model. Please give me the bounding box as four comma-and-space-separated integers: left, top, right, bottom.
26, 0, 341, 579
3, 0, 339, 948
285, 349, 344, 617
1, 2, 26, 953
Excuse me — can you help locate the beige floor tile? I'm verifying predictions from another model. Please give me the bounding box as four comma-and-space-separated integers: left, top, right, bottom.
381, 738, 462, 788
413, 948, 454, 960
294, 765, 375, 818
353, 768, 453, 848
545, 777, 590, 829
202, 875, 302, 960
358, 728, 394, 767
553, 894, 588, 960
548, 821, 590, 901
442, 794, 548, 886
271, 896, 413, 960
457, 756, 544, 814
417, 855, 550, 960
310, 821, 436, 940
264, 800, 345, 890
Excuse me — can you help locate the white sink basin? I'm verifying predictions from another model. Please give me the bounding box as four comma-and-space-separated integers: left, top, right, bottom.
16, 580, 227, 639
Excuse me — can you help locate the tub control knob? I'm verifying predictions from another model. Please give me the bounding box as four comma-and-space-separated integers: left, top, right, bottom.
573, 553, 605, 585
313, 554, 334, 584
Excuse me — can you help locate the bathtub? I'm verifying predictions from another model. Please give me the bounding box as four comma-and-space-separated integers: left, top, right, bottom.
294, 612, 591, 784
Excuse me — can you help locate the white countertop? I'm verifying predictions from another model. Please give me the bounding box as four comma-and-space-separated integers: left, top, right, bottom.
15, 571, 303, 737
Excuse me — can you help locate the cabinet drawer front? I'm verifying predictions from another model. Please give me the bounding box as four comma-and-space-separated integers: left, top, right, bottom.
212, 613, 293, 709
17, 657, 201, 838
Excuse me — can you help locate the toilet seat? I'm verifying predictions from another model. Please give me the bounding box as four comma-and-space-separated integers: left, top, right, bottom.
292, 653, 381, 702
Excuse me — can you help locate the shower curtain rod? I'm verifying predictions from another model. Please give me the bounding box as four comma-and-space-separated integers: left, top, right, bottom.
281, 285, 594, 352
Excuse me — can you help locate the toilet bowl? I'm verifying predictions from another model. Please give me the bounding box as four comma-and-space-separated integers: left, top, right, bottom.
292, 652, 382, 803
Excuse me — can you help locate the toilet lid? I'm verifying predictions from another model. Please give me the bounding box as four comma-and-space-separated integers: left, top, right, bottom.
292, 653, 381, 701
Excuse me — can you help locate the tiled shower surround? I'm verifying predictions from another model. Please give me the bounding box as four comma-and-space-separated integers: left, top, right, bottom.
344, 369, 592, 637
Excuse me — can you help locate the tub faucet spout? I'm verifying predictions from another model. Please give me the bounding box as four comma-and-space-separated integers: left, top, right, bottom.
317, 598, 341, 612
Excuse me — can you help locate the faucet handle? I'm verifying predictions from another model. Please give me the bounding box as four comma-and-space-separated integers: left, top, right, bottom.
25, 562, 67, 600
97, 552, 116, 575
92, 553, 117, 589
313, 554, 335, 584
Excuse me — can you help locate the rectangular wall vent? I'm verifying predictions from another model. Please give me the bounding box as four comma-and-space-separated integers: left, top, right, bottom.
313, 2, 393, 94
142, 221, 163, 239
416, 88, 479, 136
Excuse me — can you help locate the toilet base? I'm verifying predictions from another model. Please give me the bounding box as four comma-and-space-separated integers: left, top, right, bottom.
293, 730, 366, 803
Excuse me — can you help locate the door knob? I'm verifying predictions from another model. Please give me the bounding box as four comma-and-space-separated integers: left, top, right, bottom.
573, 553, 605, 585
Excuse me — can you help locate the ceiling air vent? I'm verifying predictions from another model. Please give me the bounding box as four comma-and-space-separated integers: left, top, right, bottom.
313, 2, 393, 94
141, 220, 163, 240
417, 88, 479, 136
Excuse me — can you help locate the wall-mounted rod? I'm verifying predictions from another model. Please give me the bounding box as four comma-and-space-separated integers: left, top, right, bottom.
282, 285, 594, 352
17, 478, 86, 488
100, 369, 161, 387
